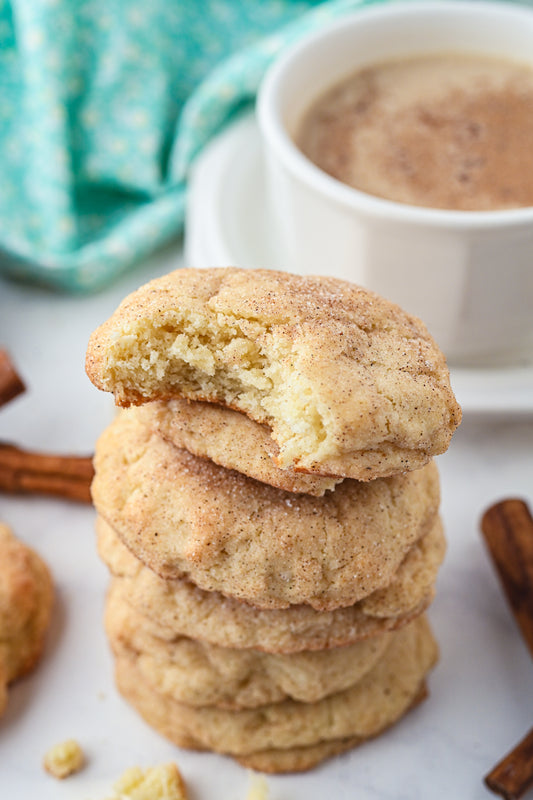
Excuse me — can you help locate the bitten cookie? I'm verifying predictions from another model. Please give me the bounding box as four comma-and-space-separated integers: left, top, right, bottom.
97, 516, 444, 653
92, 408, 441, 610
86, 267, 461, 481
0, 523, 53, 714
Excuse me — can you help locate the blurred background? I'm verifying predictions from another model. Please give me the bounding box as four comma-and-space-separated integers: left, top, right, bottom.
0, 0, 367, 294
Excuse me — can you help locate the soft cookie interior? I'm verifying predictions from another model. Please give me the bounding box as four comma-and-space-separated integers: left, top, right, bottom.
90, 308, 339, 470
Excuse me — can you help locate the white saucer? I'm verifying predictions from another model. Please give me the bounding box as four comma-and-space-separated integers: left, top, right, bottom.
185, 113, 533, 416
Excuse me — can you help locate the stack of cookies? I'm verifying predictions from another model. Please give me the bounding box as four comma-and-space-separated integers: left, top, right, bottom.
86, 267, 461, 773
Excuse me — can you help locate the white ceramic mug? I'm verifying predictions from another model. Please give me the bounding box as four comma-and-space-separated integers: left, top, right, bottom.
256, 0, 533, 366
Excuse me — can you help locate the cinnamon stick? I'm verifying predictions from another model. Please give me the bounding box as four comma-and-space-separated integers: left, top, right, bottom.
0, 349, 25, 408
481, 498, 533, 800
485, 728, 533, 800
0, 442, 94, 503
481, 499, 533, 659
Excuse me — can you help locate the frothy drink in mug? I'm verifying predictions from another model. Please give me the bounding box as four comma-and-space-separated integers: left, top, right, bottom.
296, 53, 533, 211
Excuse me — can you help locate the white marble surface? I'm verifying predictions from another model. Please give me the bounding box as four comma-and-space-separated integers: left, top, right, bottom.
0, 245, 533, 800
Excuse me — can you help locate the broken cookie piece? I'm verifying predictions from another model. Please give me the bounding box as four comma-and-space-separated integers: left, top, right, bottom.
43, 739, 84, 779
106, 763, 187, 800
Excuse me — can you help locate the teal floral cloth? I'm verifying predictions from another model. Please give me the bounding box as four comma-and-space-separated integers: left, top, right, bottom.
0, 0, 390, 292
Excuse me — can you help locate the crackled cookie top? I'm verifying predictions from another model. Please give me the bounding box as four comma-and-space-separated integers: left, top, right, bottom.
86, 267, 461, 480
92, 408, 440, 611
98, 515, 442, 653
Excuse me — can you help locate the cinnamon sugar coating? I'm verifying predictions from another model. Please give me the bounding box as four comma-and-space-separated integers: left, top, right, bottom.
137, 400, 341, 496
96, 513, 444, 652
92, 408, 441, 610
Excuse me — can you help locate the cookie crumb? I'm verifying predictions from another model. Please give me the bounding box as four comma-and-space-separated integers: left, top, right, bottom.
108, 763, 187, 800
246, 772, 269, 800
43, 738, 84, 779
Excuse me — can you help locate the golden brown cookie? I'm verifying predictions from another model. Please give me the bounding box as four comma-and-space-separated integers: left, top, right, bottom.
0, 523, 54, 713
0, 661, 8, 716
86, 267, 461, 481
236, 734, 366, 774
137, 400, 341, 496
113, 616, 438, 762
92, 408, 440, 610
105, 587, 390, 709
97, 515, 443, 653
361, 515, 446, 618
236, 684, 429, 773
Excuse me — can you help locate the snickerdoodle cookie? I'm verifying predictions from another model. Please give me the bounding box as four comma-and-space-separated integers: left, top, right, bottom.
92, 408, 440, 610
0, 523, 53, 714
235, 682, 429, 773
105, 587, 390, 709
137, 400, 340, 496
86, 267, 461, 481
234, 729, 395, 773
97, 515, 444, 652
114, 616, 437, 765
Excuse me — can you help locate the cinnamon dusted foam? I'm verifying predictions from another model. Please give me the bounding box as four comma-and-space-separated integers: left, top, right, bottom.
297, 53, 533, 211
